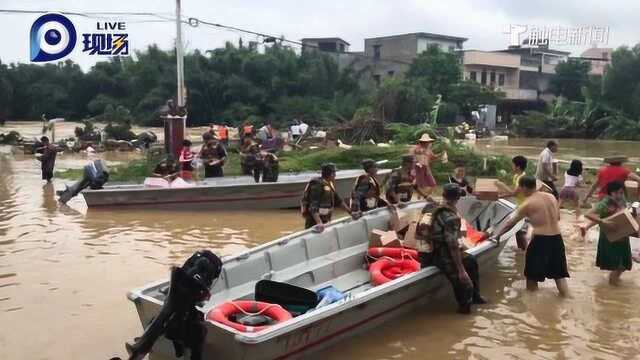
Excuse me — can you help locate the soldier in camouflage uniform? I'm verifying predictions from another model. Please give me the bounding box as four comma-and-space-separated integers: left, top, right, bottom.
301, 163, 353, 232
416, 183, 486, 314
385, 155, 429, 206
351, 159, 388, 215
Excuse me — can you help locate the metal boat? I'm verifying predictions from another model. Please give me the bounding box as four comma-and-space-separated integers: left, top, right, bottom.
82, 169, 388, 209
127, 198, 521, 359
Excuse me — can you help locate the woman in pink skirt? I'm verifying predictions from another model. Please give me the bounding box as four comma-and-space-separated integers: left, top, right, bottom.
409, 133, 442, 200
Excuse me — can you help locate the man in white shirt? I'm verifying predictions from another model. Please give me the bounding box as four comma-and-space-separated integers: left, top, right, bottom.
290, 122, 301, 140
535, 140, 559, 199
299, 120, 309, 135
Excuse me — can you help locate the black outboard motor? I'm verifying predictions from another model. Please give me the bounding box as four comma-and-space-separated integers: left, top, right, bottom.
125, 250, 223, 360
58, 159, 109, 204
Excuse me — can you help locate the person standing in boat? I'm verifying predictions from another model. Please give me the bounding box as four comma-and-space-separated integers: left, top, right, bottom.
351, 159, 387, 215
261, 151, 279, 183
448, 162, 473, 195
36, 136, 57, 183
178, 139, 195, 181
584, 181, 636, 285
301, 163, 353, 232
386, 155, 428, 206
495, 176, 570, 297
199, 139, 227, 178
416, 183, 486, 314
410, 133, 443, 201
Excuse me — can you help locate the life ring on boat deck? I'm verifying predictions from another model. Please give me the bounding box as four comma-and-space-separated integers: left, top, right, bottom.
369, 258, 421, 286
206, 300, 292, 333
367, 247, 418, 260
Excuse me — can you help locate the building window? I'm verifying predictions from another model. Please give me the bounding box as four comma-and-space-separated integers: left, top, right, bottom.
339, 43, 345, 52
388, 71, 395, 77
448, 45, 455, 53
373, 74, 381, 85
373, 45, 381, 60
481, 70, 487, 85
428, 43, 440, 50
470, 71, 477, 82
490, 72, 496, 84
498, 73, 505, 86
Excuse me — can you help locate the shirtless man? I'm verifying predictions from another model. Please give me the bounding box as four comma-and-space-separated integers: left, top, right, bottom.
495, 175, 570, 296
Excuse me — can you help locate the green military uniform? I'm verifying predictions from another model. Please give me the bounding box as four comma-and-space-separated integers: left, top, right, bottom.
302, 177, 343, 229
351, 174, 386, 213
418, 205, 481, 309
386, 167, 416, 204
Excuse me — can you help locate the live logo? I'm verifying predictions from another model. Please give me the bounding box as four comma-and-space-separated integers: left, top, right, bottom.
96, 22, 126, 31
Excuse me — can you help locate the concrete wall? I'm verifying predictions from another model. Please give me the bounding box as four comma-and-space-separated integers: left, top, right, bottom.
364, 34, 418, 62
417, 38, 461, 53
463, 51, 520, 68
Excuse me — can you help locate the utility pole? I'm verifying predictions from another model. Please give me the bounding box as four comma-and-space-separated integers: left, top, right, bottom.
164, 0, 186, 158
176, 0, 185, 107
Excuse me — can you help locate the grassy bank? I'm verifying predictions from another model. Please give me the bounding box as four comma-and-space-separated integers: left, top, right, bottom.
56, 143, 514, 184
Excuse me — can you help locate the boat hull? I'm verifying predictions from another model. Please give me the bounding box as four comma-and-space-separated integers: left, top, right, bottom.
82, 170, 381, 209
128, 199, 519, 360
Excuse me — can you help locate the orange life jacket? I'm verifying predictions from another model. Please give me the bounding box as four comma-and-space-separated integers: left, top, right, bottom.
217, 126, 228, 140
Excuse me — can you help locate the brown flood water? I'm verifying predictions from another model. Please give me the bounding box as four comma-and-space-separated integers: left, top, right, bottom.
1, 124, 640, 359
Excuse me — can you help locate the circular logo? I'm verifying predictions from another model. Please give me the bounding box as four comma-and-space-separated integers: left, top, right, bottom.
30, 13, 77, 62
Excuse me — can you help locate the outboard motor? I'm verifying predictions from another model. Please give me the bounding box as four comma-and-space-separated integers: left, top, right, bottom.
124, 250, 223, 360
57, 159, 109, 204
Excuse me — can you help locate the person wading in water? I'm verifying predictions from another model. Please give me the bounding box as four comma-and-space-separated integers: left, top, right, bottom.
496, 175, 570, 296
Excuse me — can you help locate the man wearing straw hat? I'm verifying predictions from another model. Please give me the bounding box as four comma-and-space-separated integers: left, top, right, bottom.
409, 133, 444, 201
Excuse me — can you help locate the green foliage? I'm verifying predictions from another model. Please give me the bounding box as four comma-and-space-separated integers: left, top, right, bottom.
550, 60, 591, 101
102, 105, 136, 141
446, 80, 503, 117
603, 45, 640, 119
406, 46, 461, 97
374, 77, 434, 124
385, 122, 437, 144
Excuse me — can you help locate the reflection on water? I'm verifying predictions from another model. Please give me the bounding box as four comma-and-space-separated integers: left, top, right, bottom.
1, 131, 640, 359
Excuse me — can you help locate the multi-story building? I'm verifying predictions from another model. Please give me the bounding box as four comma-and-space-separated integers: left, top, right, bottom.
580, 47, 612, 76
300, 38, 351, 53
462, 46, 570, 123
363, 32, 467, 84
463, 46, 569, 102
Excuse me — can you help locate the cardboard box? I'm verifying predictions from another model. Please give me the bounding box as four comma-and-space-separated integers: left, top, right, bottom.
474, 178, 500, 201
626, 181, 639, 200
369, 229, 403, 248
602, 209, 640, 242
402, 221, 419, 249
389, 213, 411, 233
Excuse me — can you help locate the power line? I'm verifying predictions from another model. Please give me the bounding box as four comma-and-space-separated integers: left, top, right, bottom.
186, 16, 414, 66
0, 9, 174, 22
0, 8, 414, 66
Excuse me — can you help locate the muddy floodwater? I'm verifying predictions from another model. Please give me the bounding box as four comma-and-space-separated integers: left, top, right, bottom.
1, 123, 640, 359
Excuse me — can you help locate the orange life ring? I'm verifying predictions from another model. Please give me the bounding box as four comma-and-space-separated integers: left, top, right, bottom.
367, 247, 418, 260
463, 220, 488, 245
369, 258, 421, 286
206, 300, 292, 333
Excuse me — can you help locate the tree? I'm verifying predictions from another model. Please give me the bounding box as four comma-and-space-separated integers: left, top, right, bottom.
447, 80, 503, 118
550, 59, 591, 101
602, 45, 640, 119
406, 46, 461, 97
